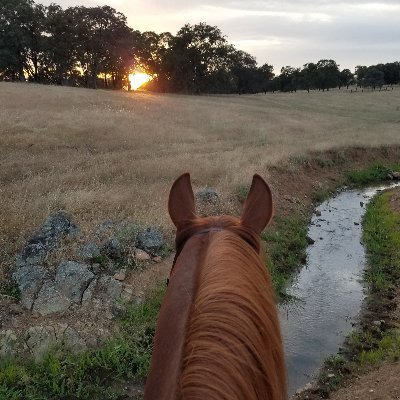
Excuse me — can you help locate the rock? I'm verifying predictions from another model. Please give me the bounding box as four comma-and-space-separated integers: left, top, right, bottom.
123, 285, 133, 295
8, 303, 24, 315
12, 264, 49, 310
137, 228, 165, 255
135, 290, 145, 306
135, 249, 151, 261
0, 330, 27, 359
153, 256, 162, 263
388, 171, 400, 180
33, 281, 72, 315
98, 276, 122, 304
56, 325, 86, 353
102, 238, 124, 260
315, 209, 322, 216
33, 262, 94, 315
41, 211, 79, 240
96, 219, 115, 233
114, 269, 126, 281
82, 279, 97, 303
195, 187, 219, 204
15, 241, 47, 268
15, 211, 78, 269
295, 382, 312, 395
55, 261, 95, 303
80, 242, 101, 261
121, 285, 133, 301
111, 303, 126, 318
90, 263, 101, 275
327, 373, 335, 379
306, 236, 315, 245
25, 325, 57, 361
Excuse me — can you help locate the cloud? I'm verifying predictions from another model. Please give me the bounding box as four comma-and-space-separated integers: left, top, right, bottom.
38, 0, 400, 71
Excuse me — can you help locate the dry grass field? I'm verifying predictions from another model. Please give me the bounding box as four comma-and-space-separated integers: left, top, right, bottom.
1, 82, 400, 265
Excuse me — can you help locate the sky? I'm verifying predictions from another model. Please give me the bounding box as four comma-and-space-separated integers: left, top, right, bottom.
39, 0, 400, 73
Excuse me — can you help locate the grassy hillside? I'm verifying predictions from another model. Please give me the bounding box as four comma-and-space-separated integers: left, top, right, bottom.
1, 82, 400, 261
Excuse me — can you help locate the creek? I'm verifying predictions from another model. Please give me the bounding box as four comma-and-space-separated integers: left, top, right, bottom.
279, 184, 398, 396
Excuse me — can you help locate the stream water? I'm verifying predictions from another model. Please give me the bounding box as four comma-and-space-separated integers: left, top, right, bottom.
279, 184, 398, 397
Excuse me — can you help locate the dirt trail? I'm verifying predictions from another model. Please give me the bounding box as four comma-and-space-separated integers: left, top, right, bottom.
329, 362, 400, 400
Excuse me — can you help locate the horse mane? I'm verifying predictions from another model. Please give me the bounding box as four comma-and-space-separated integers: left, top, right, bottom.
175, 218, 286, 400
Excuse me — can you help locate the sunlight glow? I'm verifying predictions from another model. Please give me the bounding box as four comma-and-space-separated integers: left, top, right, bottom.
128, 72, 153, 90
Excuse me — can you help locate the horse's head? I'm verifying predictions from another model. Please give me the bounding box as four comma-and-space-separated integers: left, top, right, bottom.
168, 173, 274, 256
144, 173, 286, 400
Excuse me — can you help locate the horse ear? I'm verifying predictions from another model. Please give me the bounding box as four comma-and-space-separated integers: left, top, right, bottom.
168, 173, 196, 228
241, 174, 273, 234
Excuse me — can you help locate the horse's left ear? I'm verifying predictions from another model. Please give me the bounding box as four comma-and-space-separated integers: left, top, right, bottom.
241, 174, 273, 234
168, 173, 196, 228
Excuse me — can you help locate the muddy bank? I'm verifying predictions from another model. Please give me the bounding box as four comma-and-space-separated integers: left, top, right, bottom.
269, 146, 400, 216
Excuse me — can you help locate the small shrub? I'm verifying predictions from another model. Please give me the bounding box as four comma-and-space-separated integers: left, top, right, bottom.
312, 188, 333, 204
315, 157, 334, 168
325, 354, 346, 369
0, 281, 21, 301
346, 164, 390, 185
263, 213, 309, 296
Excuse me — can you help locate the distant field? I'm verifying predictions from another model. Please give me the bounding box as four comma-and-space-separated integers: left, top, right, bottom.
1, 82, 400, 262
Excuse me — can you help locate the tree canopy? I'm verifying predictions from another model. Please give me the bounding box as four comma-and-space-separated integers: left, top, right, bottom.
1, 0, 399, 93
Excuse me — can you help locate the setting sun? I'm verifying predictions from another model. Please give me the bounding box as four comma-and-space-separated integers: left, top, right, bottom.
128, 72, 152, 90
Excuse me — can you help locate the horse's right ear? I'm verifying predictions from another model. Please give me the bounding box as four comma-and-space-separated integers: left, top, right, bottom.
168, 173, 196, 228
241, 174, 273, 234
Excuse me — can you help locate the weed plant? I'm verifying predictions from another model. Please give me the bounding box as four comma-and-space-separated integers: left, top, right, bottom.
263, 213, 309, 297
0, 285, 165, 399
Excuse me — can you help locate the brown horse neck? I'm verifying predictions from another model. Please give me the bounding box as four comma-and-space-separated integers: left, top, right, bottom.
143, 234, 208, 400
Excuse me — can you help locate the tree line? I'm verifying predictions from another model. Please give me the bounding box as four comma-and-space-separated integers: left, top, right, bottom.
1, 0, 399, 94
272, 61, 400, 93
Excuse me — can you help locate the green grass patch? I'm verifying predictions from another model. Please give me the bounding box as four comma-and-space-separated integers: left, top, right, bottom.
263, 213, 309, 297
0, 285, 165, 400
317, 355, 348, 392
363, 190, 400, 292
346, 163, 400, 186
358, 332, 400, 365
343, 188, 400, 367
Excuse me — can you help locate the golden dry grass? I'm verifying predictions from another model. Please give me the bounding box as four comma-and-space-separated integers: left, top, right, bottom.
1, 82, 400, 262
